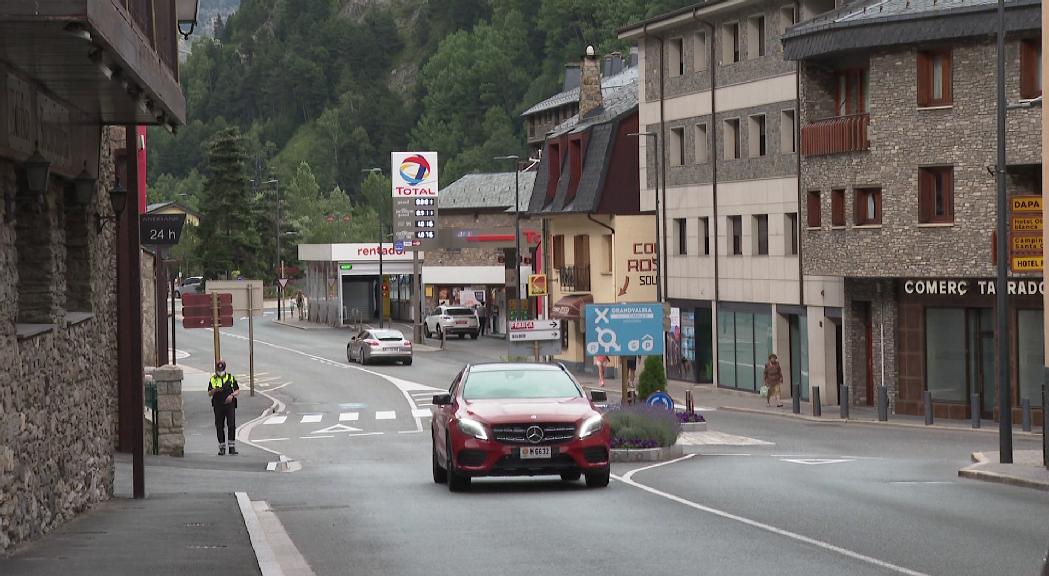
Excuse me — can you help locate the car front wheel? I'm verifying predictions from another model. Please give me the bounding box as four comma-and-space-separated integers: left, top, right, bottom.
346, 346, 353, 363
432, 439, 447, 484
585, 467, 610, 488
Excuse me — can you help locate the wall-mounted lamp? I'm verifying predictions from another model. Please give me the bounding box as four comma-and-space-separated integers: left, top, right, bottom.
96, 179, 127, 233
74, 162, 97, 206
24, 145, 51, 195
176, 0, 201, 39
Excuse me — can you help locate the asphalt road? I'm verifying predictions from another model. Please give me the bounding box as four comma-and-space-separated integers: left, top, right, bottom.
168, 313, 1049, 576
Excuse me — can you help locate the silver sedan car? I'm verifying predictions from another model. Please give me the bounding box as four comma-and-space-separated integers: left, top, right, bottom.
347, 329, 413, 366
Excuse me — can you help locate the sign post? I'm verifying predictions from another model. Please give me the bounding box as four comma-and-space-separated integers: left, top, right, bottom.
247, 287, 255, 397
392, 152, 439, 343
211, 292, 221, 365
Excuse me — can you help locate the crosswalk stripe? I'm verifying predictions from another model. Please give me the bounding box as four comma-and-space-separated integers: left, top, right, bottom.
412, 409, 432, 419
339, 412, 359, 422
263, 416, 287, 425
300, 414, 323, 423
375, 411, 396, 420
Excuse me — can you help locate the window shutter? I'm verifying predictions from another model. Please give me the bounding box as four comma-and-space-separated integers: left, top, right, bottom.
874, 190, 882, 224
944, 168, 954, 219
917, 52, 930, 106
942, 50, 953, 105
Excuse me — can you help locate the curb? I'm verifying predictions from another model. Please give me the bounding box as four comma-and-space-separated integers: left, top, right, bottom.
719, 406, 843, 424
957, 452, 1049, 492
271, 320, 309, 331
680, 421, 708, 432
611, 444, 684, 463
236, 492, 284, 576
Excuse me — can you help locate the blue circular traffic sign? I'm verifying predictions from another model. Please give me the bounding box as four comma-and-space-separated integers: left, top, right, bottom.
645, 391, 674, 411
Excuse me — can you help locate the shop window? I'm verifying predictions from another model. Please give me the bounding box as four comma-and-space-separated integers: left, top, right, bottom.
1017, 309, 1045, 407
669, 37, 684, 77
675, 218, 688, 255
1020, 39, 1042, 100
747, 15, 766, 59
753, 214, 769, 255
925, 308, 967, 402
919, 166, 953, 223
729, 215, 743, 255
831, 188, 845, 226
748, 114, 767, 158
718, 307, 773, 392
917, 50, 952, 107
854, 187, 881, 226
723, 22, 740, 64
806, 190, 821, 228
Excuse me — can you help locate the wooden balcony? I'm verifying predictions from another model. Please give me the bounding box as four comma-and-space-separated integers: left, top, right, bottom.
801, 114, 869, 157
558, 264, 591, 292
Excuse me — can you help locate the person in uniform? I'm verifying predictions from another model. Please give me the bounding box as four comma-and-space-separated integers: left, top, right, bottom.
209, 360, 240, 455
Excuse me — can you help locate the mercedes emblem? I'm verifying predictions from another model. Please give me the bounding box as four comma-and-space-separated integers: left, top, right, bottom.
525, 425, 544, 444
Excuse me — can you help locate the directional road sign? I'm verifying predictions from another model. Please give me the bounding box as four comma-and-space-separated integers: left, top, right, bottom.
509, 329, 560, 342
646, 391, 675, 411
509, 320, 561, 342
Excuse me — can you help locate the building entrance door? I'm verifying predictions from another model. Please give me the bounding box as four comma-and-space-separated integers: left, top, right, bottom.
863, 303, 874, 406
967, 308, 996, 419
788, 314, 808, 401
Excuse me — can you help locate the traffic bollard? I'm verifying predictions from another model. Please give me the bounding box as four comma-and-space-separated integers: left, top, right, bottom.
877, 385, 888, 421
924, 391, 934, 426
440, 327, 446, 350
840, 385, 849, 420
971, 394, 980, 429
792, 384, 801, 414
812, 386, 822, 417
1022, 398, 1031, 432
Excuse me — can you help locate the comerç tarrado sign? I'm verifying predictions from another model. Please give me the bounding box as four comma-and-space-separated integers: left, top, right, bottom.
903, 278, 1046, 296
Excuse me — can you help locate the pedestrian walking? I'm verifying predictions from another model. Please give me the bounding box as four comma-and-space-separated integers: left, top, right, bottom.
594, 354, 609, 387
763, 353, 784, 407
477, 304, 488, 336
295, 290, 305, 320
209, 359, 240, 455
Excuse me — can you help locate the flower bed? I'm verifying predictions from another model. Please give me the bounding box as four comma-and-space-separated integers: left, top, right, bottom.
605, 404, 681, 456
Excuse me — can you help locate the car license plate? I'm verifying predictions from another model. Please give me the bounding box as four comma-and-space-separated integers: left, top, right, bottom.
456, 320, 467, 325
520, 446, 551, 459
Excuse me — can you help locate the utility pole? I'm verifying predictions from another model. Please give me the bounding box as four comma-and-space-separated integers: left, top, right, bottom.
994, 0, 1013, 463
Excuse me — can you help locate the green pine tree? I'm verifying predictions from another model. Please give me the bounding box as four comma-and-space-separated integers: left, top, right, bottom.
197, 127, 261, 280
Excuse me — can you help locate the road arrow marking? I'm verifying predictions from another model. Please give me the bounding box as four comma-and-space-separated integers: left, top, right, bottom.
312, 423, 363, 434
780, 458, 855, 466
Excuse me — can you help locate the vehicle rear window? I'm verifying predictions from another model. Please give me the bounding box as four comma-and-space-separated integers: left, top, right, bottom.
446, 308, 474, 316
462, 370, 582, 400
371, 330, 404, 341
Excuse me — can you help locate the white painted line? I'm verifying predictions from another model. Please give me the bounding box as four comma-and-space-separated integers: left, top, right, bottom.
412, 409, 432, 419
348, 432, 384, 438
253, 438, 289, 443
339, 412, 359, 422
312, 424, 362, 434
889, 481, 955, 485
268, 381, 292, 392
237, 390, 288, 458
300, 435, 334, 439
263, 416, 287, 425
235, 492, 284, 576
781, 458, 855, 466
251, 501, 317, 576
266, 462, 278, 471
375, 411, 396, 420
398, 430, 426, 434
701, 453, 752, 457
613, 457, 931, 576
300, 414, 323, 423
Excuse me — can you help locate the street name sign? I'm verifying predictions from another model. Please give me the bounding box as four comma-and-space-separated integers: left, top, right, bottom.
140, 213, 186, 246
509, 319, 560, 342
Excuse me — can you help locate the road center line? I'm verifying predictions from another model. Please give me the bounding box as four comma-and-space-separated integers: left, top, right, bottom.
613, 455, 931, 576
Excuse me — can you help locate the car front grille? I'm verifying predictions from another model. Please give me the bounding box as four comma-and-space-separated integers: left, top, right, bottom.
492, 423, 577, 444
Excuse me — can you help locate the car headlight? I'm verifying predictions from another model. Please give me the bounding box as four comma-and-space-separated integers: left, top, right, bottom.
578, 414, 604, 439
457, 417, 488, 440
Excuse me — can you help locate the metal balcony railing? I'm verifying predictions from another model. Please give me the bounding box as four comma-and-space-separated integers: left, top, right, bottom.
801, 113, 869, 156
558, 265, 591, 292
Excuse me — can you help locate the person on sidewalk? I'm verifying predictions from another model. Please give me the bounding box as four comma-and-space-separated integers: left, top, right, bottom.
208, 360, 240, 455
476, 304, 488, 336
594, 354, 609, 387
295, 290, 305, 320
763, 353, 784, 408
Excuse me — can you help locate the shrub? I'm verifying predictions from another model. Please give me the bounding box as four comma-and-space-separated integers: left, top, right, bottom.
637, 355, 667, 399
605, 403, 680, 448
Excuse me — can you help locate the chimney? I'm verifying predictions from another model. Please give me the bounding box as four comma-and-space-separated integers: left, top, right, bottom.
579, 45, 602, 118
563, 64, 581, 91
609, 51, 624, 76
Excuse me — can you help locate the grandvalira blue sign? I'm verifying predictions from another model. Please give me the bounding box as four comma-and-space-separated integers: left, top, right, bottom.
584, 303, 664, 357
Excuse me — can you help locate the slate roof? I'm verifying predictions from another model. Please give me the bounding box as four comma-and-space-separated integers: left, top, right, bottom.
783, 0, 1041, 60
439, 171, 538, 213
145, 201, 200, 217
521, 66, 638, 117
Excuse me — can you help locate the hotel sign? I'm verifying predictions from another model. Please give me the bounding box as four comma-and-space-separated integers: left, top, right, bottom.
903, 279, 1045, 296
1008, 195, 1043, 273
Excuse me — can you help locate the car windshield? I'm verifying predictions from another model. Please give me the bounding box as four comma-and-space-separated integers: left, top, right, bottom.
462, 369, 581, 400
370, 330, 404, 341
445, 308, 474, 316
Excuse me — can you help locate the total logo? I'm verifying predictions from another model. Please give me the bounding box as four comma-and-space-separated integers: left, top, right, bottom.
399, 154, 432, 186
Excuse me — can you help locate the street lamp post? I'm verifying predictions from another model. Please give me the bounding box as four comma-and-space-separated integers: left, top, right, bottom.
628, 131, 663, 302
363, 168, 384, 328
494, 155, 523, 321
994, 0, 1013, 464
256, 179, 282, 320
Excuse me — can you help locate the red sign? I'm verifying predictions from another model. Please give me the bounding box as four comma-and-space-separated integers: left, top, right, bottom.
182, 293, 232, 307
182, 292, 234, 328
182, 317, 235, 329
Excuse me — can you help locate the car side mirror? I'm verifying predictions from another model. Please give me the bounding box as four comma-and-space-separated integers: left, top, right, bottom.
433, 393, 452, 406
590, 390, 607, 403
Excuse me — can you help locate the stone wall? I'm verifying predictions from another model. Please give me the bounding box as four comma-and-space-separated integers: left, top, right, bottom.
144, 366, 184, 457
0, 127, 120, 553
141, 250, 157, 368
843, 279, 898, 410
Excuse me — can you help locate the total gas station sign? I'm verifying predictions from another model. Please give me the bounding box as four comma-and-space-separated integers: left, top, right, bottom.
391, 152, 439, 249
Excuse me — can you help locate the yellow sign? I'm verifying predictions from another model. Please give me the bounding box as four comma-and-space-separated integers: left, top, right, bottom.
1013, 235, 1044, 251
1011, 196, 1043, 213
527, 274, 548, 297
1011, 256, 1043, 272
1011, 216, 1043, 231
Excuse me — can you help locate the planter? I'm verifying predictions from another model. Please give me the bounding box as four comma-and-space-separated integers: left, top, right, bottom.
679, 421, 707, 432
610, 443, 684, 463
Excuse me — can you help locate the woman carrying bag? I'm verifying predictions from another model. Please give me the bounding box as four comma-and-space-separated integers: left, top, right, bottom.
762, 353, 784, 408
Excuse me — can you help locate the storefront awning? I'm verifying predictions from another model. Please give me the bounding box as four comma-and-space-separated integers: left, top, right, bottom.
550, 294, 594, 320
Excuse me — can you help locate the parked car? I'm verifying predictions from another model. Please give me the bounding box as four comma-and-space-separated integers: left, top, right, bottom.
173, 276, 202, 299
423, 305, 479, 339
431, 362, 610, 492
347, 329, 413, 366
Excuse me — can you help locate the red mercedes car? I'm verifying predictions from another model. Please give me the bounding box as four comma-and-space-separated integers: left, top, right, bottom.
431, 363, 611, 492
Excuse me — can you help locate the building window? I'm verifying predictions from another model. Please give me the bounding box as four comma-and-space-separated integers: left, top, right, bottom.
917, 50, 952, 107
567, 138, 582, 200
723, 22, 740, 64
831, 188, 845, 226
754, 214, 769, 255
718, 306, 773, 391
695, 123, 709, 164
670, 127, 685, 166
552, 234, 565, 269
1021, 39, 1042, 99
729, 215, 743, 255
16, 172, 56, 325
546, 142, 561, 202
781, 109, 796, 153
602, 234, 613, 274
778, 5, 796, 34
1018, 309, 1045, 407
694, 32, 708, 71
855, 187, 881, 225
919, 166, 953, 223
836, 68, 869, 116
700, 216, 710, 255
748, 114, 766, 157
786, 213, 798, 255
806, 191, 821, 228
925, 308, 967, 402
747, 15, 766, 59
670, 37, 684, 77
675, 218, 688, 255
724, 118, 741, 160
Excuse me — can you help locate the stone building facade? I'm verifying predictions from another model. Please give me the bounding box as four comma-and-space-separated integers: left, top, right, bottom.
784, 0, 1044, 422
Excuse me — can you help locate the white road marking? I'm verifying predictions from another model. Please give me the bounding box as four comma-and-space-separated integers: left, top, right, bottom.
300, 414, 323, 423
347, 432, 384, 438
701, 453, 752, 457
889, 481, 955, 485
263, 416, 287, 425
781, 458, 855, 466
412, 409, 432, 419
266, 462, 277, 471
253, 438, 289, 443
301, 435, 334, 439
312, 423, 362, 434
375, 411, 396, 420
339, 412, 359, 422
614, 456, 931, 576
677, 431, 775, 446
398, 430, 426, 434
